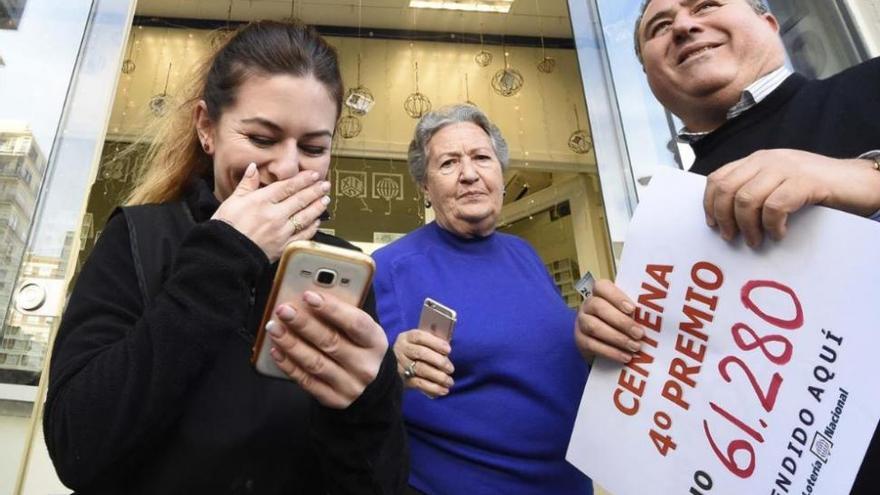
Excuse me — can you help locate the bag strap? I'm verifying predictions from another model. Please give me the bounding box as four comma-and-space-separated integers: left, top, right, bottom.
118, 201, 196, 308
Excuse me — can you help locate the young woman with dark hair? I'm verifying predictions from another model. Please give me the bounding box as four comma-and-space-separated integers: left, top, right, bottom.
44, 21, 407, 494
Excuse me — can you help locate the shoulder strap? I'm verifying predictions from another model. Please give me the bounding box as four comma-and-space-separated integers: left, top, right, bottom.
118, 201, 196, 308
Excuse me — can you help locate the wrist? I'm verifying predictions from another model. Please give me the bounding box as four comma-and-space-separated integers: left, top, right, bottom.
827, 157, 880, 216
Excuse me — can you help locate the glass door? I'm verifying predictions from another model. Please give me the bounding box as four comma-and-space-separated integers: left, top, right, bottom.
0, 0, 136, 493
0, 2, 94, 492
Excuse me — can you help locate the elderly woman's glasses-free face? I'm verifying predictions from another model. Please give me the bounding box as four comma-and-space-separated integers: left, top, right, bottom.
434, 155, 498, 176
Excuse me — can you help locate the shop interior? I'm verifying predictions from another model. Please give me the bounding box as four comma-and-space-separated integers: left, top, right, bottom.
87, 0, 615, 309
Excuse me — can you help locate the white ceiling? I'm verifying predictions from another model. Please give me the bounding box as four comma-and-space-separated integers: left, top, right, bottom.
134, 0, 574, 39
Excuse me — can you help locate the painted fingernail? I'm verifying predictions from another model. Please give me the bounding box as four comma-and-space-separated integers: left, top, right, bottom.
630, 326, 644, 339
266, 320, 283, 337
275, 305, 296, 320
627, 340, 642, 352
320, 181, 331, 192
310, 171, 320, 181
303, 291, 323, 307
321, 195, 331, 205
621, 301, 635, 314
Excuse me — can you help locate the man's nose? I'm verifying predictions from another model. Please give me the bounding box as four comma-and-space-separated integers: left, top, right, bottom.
672, 12, 703, 44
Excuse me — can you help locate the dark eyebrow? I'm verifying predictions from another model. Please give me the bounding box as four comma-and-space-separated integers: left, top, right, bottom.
240, 117, 333, 139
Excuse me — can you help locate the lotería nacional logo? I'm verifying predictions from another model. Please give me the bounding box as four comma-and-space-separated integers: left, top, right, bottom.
810, 432, 833, 463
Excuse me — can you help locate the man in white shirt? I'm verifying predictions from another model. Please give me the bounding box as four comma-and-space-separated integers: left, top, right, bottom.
576, 2, 880, 490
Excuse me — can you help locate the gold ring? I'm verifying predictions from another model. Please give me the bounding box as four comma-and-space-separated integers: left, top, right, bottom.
289, 216, 303, 233
403, 360, 418, 380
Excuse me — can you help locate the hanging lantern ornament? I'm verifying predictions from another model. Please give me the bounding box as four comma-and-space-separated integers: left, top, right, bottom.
404, 62, 432, 119
149, 62, 173, 117
537, 37, 556, 74
345, 54, 375, 116
534, 0, 556, 73
345, 85, 374, 116
474, 29, 493, 67
474, 50, 493, 68
344, 2, 374, 115
211, 1, 235, 48
568, 105, 593, 154
121, 60, 136, 75
338, 107, 362, 139
121, 29, 137, 74
491, 51, 524, 97
537, 55, 556, 73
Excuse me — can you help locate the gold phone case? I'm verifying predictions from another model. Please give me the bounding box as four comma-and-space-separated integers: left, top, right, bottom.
251, 240, 375, 379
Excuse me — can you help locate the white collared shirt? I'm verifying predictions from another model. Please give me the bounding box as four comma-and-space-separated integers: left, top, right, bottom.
674, 67, 880, 219
677, 66, 793, 143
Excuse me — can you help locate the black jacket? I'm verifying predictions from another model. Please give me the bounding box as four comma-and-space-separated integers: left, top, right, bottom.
44, 178, 408, 494
688, 57, 880, 493
690, 57, 880, 176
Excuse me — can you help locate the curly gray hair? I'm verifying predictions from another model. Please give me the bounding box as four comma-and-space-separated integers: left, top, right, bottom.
407, 104, 509, 185
633, 0, 770, 64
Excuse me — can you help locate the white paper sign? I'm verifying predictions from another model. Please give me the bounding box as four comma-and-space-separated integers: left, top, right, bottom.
567, 169, 880, 495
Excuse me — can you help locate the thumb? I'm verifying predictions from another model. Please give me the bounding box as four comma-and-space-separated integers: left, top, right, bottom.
232, 162, 259, 196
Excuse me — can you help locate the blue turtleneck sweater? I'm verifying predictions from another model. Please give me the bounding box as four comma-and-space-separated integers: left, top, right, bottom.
373, 221, 592, 494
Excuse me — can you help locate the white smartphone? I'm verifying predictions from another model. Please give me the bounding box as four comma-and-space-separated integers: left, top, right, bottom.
251, 240, 375, 379
418, 297, 457, 341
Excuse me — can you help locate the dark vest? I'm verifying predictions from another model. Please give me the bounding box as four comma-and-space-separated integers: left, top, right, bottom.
690, 58, 880, 176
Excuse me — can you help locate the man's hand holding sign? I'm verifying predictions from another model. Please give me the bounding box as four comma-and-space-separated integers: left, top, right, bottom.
567, 170, 880, 495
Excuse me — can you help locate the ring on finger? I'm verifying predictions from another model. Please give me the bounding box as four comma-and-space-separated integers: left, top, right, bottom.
403, 360, 418, 380
289, 216, 304, 234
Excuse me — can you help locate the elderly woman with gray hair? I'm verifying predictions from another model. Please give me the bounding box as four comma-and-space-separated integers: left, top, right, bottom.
372, 104, 592, 494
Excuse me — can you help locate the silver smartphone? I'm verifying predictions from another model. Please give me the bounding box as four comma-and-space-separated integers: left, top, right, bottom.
418, 297, 457, 341
252, 240, 375, 379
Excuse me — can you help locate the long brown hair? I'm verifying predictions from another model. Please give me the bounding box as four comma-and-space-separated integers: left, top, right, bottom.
126, 20, 344, 205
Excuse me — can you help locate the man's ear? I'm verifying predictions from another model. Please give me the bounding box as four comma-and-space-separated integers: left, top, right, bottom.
763, 12, 781, 34
193, 100, 215, 155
